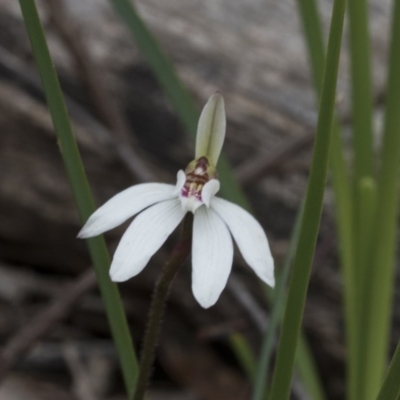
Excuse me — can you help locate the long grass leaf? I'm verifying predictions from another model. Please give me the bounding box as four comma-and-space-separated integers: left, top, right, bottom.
252, 201, 304, 400
19, 1, 139, 397
347, 1, 375, 391
252, 200, 325, 400
296, 1, 357, 398
269, 1, 346, 398
296, 336, 325, 400
360, 1, 400, 398
347, 0, 374, 181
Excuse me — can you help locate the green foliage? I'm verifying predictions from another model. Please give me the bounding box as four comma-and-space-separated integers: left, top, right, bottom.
269, 1, 346, 398
19, 1, 139, 397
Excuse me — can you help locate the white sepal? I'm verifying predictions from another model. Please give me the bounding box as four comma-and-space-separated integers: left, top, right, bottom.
195, 93, 226, 165
110, 199, 185, 281
173, 170, 186, 195
192, 207, 233, 308
78, 183, 175, 238
211, 197, 275, 287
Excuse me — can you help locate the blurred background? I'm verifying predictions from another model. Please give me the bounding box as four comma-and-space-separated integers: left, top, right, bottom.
0, 0, 398, 399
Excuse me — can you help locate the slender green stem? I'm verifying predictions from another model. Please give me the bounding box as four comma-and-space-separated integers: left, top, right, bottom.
360, 1, 400, 398
330, 125, 358, 400
356, 178, 376, 312
296, 0, 325, 93
348, 0, 375, 392
269, 1, 346, 398
253, 200, 325, 400
19, 1, 138, 397
252, 200, 305, 400
296, 336, 325, 400
355, 177, 376, 399
347, 0, 374, 182
133, 214, 193, 400
296, 1, 357, 398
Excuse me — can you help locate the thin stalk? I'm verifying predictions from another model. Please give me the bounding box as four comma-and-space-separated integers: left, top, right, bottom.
296, 1, 357, 398
348, 0, 375, 392
19, 1, 138, 397
355, 178, 376, 400
269, 1, 346, 398
252, 200, 305, 400
347, 0, 374, 182
360, 1, 400, 398
296, 336, 325, 400
296, 0, 325, 91
356, 178, 376, 313
330, 126, 358, 400
133, 214, 193, 400
253, 202, 325, 400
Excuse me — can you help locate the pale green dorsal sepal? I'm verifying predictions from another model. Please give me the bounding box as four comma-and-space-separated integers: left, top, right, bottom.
195, 93, 226, 165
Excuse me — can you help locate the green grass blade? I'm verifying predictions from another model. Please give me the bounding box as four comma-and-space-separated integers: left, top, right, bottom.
375, 340, 400, 400
346, 3, 377, 396
296, 0, 325, 93
19, 1, 138, 396
296, 336, 325, 400
347, 4, 376, 394
356, 177, 376, 310
269, 1, 346, 398
354, 177, 376, 399
360, 1, 400, 398
296, 1, 358, 398
329, 126, 358, 400
252, 201, 325, 400
252, 200, 325, 400
252, 200, 305, 400
347, 0, 374, 181
229, 333, 257, 381
110, 0, 248, 208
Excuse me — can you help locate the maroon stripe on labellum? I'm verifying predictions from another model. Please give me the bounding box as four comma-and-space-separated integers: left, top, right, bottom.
181, 156, 215, 200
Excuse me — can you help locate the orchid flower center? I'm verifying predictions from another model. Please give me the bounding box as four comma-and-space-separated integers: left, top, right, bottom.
179, 156, 219, 213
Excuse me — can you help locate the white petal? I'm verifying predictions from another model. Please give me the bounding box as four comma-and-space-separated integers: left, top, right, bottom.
110, 199, 186, 281
201, 179, 220, 207
211, 197, 275, 287
78, 183, 175, 238
192, 207, 233, 308
173, 170, 186, 195
195, 93, 226, 165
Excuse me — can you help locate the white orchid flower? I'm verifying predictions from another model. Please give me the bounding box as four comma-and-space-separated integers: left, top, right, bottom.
78, 93, 275, 308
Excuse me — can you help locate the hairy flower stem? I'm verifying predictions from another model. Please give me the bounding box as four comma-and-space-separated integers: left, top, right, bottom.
133, 213, 193, 400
